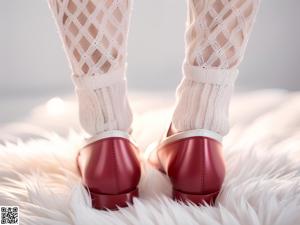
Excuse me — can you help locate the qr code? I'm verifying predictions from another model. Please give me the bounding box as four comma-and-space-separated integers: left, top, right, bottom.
0, 206, 19, 225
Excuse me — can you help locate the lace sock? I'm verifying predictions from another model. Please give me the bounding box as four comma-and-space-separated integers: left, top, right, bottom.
48, 0, 133, 135
172, 0, 260, 136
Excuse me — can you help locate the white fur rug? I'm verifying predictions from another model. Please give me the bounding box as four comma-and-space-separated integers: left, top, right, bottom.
0, 90, 300, 225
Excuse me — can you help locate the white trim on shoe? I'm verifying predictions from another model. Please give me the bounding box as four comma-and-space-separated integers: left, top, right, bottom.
145, 128, 222, 162
157, 129, 223, 149
82, 130, 137, 149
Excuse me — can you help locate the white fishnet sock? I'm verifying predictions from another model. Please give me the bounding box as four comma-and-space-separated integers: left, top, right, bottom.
172, 0, 260, 136
48, 0, 133, 135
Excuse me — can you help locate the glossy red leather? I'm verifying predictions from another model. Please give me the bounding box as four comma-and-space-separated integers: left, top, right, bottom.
151, 136, 225, 205
77, 137, 141, 210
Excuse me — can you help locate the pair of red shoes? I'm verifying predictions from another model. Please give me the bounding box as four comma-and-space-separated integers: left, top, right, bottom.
77, 126, 226, 210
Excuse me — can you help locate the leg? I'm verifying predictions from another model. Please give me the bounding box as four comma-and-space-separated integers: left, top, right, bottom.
48, 0, 141, 210
147, 0, 261, 206
172, 0, 261, 135
48, 0, 133, 135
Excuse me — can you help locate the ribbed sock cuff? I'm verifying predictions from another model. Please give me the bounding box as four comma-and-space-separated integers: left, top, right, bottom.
172, 64, 238, 136
72, 65, 133, 135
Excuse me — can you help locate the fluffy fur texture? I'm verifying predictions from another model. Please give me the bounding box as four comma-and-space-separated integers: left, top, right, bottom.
0, 90, 300, 225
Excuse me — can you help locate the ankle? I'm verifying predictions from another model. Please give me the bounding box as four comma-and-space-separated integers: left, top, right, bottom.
171, 64, 238, 137
73, 66, 133, 135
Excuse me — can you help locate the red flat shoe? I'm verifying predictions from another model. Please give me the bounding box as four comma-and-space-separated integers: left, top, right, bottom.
77, 130, 141, 210
146, 126, 225, 206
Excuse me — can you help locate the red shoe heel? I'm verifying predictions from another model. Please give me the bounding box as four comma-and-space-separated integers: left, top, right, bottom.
77, 130, 141, 210
90, 188, 139, 210
173, 189, 219, 205
147, 128, 225, 206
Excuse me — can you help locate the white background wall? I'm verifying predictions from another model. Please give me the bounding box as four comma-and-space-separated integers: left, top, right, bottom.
0, 0, 300, 123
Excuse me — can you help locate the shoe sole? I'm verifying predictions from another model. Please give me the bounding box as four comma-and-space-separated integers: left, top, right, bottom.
173, 189, 219, 205
89, 188, 139, 210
